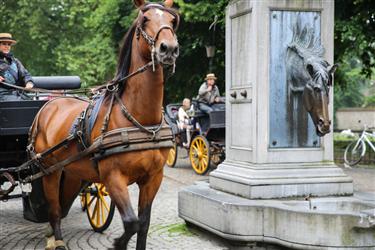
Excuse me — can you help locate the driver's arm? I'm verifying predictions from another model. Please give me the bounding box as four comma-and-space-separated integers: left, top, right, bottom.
198, 83, 209, 96
15, 59, 34, 88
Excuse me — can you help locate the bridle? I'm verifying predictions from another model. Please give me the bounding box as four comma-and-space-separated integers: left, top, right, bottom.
135, 3, 179, 72
99, 4, 179, 137
103, 3, 179, 89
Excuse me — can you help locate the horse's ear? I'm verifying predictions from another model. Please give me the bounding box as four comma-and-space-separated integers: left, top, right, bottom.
306, 64, 314, 78
164, 0, 174, 8
133, 0, 145, 8
329, 63, 338, 75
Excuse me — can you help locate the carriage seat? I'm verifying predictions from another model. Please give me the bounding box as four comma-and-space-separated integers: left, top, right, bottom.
165, 104, 180, 135
33, 76, 81, 90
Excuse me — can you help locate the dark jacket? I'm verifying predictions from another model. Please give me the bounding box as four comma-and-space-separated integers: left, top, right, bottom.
0, 52, 33, 87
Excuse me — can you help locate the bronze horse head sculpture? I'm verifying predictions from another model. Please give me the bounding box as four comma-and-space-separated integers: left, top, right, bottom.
286, 18, 337, 137
28, 0, 179, 249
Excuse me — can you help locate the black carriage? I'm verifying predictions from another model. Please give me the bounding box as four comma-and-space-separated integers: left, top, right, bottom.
0, 77, 114, 232
165, 100, 225, 175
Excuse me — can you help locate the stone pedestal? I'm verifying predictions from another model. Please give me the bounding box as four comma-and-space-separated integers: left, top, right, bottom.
178, 0, 375, 248
210, 161, 353, 199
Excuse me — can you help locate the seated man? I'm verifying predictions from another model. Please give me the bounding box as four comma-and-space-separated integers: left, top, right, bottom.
197, 73, 221, 114
0, 33, 34, 99
178, 98, 194, 147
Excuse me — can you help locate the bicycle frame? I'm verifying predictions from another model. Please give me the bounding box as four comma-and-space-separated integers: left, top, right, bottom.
361, 131, 375, 152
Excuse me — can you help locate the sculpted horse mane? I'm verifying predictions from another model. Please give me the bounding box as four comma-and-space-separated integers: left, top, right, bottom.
286, 17, 329, 93
286, 16, 337, 140
27, 1, 179, 250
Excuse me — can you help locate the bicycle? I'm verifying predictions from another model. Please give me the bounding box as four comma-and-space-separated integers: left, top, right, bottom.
344, 126, 375, 167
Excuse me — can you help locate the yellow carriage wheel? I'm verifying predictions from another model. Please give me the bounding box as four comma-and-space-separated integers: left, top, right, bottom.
189, 135, 211, 175
166, 143, 178, 168
85, 183, 115, 232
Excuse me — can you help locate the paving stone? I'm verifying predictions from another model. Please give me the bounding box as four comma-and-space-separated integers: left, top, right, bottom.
1, 154, 372, 250
0, 156, 228, 250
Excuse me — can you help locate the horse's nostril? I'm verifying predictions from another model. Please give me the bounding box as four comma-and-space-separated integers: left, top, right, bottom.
318, 119, 324, 125
329, 120, 332, 125
173, 46, 179, 56
314, 87, 321, 92
160, 43, 168, 53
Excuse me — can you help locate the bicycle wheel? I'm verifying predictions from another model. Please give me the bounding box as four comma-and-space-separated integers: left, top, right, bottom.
344, 140, 366, 166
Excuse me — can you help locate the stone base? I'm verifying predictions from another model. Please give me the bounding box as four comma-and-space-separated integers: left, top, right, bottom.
209, 161, 354, 199
178, 181, 375, 249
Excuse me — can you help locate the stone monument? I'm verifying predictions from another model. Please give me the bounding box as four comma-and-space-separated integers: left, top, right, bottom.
179, 0, 375, 248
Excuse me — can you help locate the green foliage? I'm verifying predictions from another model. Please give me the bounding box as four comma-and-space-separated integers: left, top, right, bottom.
0, 0, 135, 87
0, 0, 372, 106
363, 94, 375, 107
334, 57, 366, 110
165, 0, 229, 103
0, 0, 229, 95
335, 0, 375, 82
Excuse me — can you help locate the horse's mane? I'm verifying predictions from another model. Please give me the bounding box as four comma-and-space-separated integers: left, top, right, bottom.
287, 16, 329, 82
113, 2, 179, 95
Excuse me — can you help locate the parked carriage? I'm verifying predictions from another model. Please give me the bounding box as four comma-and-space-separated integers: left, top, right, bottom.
0, 77, 115, 232
165, 100, 225, 175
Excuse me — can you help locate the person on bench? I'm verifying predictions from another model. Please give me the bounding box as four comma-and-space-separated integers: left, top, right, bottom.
197, 73, 221, 114
178, 98, 194, 147
0, 33, 34, 94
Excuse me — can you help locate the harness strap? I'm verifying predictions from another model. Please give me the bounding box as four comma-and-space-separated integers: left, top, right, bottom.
23, 123, 173, 183
114, 93, 164, 136
101, 93, 115, 133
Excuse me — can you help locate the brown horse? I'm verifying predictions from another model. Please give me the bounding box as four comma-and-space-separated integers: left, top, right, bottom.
29, 0, 179, 249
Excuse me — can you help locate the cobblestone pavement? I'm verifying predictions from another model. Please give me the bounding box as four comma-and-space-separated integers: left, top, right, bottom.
0, 150, 230, 250
0, 149, 374, 250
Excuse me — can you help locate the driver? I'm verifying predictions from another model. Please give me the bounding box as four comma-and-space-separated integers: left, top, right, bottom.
0, 33, 34, 91
197, 73, 221, 114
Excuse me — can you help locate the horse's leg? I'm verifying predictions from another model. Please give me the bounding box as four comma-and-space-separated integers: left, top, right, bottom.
106, 173, 139, 250
136, 169, 163, 250
59, 173, 82, 217
43, 171, 66, 250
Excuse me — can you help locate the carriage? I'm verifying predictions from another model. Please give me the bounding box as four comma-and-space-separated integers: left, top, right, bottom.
0, 77, 115, 233
165, 100, 226, 175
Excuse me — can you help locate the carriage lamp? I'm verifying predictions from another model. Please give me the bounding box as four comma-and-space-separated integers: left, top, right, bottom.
206, 45, 216, 58
206, 45, 216, 72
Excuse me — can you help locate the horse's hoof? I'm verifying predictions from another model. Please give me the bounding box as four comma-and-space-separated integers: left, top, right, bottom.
54, 240, 66, 250
45, 235, 55, 250
55, 247, 66, 250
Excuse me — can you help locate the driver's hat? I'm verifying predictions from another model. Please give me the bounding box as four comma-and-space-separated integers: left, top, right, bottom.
0, 33, 17, 45
205, 73, 217, 80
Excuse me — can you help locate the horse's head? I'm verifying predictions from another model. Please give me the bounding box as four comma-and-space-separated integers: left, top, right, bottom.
134, 0, 179, 67
302, 62, 337, 137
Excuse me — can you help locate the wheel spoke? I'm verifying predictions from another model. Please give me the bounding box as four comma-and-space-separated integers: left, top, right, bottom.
87, 195, 96, 208
98, 191, 110, 212
91, 197, 98, 222
96, 197, 101, 226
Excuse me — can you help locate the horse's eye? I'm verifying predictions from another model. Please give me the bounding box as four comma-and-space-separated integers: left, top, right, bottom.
172, 18, 177, 29
143, 16, 150, 25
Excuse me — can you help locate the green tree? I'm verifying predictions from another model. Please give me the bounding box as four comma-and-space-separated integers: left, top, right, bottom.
165, 0, 229, 103
335, 0, 375, 83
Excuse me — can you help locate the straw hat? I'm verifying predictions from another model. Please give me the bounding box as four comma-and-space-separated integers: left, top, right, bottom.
0, 33, 17, 44
205, 73, 217, 80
